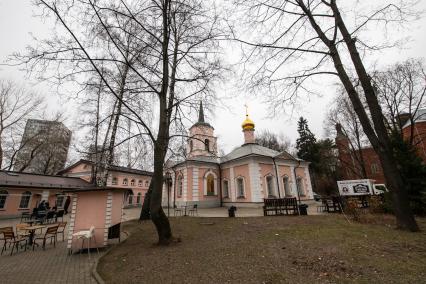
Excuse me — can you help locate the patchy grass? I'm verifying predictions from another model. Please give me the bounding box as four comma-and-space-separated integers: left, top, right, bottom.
98, 216, 426, 283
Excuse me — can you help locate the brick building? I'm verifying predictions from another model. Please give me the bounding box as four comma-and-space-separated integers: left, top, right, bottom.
336, 109, 426, 184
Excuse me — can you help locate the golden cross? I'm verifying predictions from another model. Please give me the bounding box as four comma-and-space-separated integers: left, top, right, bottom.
244, 103, 248, 117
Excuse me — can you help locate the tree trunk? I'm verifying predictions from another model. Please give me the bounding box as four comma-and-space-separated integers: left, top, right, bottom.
330, 0, 419, 231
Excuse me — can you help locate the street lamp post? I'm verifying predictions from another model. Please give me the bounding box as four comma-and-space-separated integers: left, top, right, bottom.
164, 172, 172, 217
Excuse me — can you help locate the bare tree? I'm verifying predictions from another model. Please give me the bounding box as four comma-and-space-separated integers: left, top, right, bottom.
0, 80, 43, 169
255, 129, 291, 152
233, 0, 421, 231
15, 0, 225, 243
374, 58, 426, 143
326, 93, 368, 179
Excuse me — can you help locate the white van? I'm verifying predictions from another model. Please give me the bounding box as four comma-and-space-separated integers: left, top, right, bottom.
337, 179, 388, 196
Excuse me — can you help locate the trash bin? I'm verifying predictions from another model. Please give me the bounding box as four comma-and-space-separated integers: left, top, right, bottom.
228, 206, 237, 217
299, 204, 308, 215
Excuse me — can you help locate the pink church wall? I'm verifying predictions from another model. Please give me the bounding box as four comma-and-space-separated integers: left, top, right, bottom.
221, 168, 230, 200
187, 168, 193, 200
295, 167, 310, 200
259, 163, 274, 198
197, 167, 220, 201
233, 164, 252, 202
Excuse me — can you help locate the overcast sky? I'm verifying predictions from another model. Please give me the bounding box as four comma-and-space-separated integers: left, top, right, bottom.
1, 0, 425, 156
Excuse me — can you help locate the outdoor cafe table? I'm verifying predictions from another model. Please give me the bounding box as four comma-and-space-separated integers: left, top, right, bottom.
21, 225, 46, 245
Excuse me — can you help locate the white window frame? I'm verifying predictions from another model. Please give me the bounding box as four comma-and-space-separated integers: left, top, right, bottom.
177, 175, 183, 197
222, 179, 229, 198
282, 175, 292, 197
296, 176, 306, 197
19, 191, 32, 209
0, 190, 8, 209
203, 170, 217, 196
265, 174, 276, 198
236, 176, 245, 198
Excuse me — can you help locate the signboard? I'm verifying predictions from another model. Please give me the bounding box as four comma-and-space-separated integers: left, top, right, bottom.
337, 179, 373, 196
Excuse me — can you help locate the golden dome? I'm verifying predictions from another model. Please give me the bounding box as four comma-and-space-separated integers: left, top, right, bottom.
242, 114, 255, 131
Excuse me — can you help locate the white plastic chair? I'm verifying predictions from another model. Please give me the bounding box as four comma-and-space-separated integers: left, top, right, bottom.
72, 225, 99, 257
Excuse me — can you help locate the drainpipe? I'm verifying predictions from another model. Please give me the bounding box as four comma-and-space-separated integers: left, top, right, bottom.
272, 157, 281, 198
294, 160, 302, 204
171, 167, 177, 208
218, 162, 223, 207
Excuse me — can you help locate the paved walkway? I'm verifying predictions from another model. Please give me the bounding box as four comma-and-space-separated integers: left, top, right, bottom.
0, 216, 102, 284
1, 202, 323, 283
124, 200, 324, 219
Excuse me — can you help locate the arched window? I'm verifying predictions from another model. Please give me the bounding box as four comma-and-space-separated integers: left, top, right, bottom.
123, 178, 128, 186
177, 175, 183, 197
130, 179, 135, 186
371, 163, 379, 174
145, 180, 149, 187
205, 139, 210, 151
138, 180, 143, 187
283, 176, 291, 197
56, 195, 65, 208
137, 193, 142, 204
0, 190, 8, 209
223, 180, 229, 198
112, 177, 118, 185
206, 174, 214, 195
19, 191, 32, 209
296, 177, 305, 197
236, 177, 245, 198
266, 175, 275, 198
190, 140, 193, 152
128, 193, 133, 204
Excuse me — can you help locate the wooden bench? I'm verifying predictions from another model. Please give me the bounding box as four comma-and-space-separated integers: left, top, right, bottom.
263, 198, 298, 216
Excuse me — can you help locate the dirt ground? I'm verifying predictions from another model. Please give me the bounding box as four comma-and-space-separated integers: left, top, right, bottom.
98, 215, 426, 284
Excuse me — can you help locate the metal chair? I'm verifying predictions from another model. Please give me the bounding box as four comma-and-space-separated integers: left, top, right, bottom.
45, 211, 56, 224
20, 212, 31, 223
0, 226, 13, 247
55, 210, 65, 222
32, 225, 59, 250
15, 223, 31, 238
174, 206, 183, 216
188, 204, 198, 216
1, 231, 28, 256
56, 222, 67, 241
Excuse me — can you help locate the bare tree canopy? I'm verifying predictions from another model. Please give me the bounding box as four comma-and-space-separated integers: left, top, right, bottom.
232, 0, 422, 231
13, 0, 226, 244
0, 80, 43, 170
255, 129, 291, 152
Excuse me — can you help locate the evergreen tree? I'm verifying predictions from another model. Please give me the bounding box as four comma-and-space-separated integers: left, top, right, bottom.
296, 117, 317, 161
389, 132, 426, 215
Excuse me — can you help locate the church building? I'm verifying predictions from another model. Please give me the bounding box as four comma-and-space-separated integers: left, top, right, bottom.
163, 103, 314, 208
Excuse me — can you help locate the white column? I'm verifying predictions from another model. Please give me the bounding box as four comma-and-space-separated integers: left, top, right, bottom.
249, 162, 262, 202
230, 167, 235, 202
192, 167, 199, 201
104, 191, 113, 246
183, 168, 188, 202
67, 194, 78, 250
290, 166, 297, 195
304, 166, 313, 198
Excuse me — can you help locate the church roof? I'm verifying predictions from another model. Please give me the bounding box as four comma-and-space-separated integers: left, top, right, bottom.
220, 143, 300, 163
